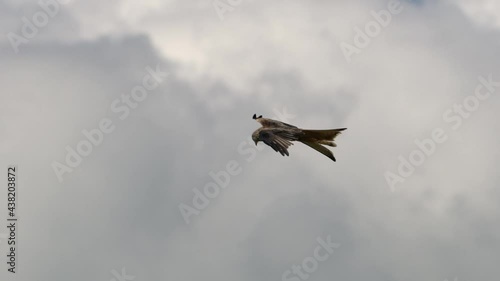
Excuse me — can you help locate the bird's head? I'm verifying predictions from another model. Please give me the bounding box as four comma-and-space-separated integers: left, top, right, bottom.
251, 131, 260, 146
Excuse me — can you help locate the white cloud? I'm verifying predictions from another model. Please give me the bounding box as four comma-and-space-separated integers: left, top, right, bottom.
453, 0, 500, 28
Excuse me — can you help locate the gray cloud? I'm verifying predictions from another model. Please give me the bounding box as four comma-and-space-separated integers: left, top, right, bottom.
1, 1, 500, 281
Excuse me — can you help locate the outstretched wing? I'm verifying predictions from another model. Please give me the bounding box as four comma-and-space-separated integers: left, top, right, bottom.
259, 128, 299, 156
257, 118, 298, 129
301, 141, 337, 161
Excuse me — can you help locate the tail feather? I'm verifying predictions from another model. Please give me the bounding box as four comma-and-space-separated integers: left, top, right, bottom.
300, 128, 346, 142
299, 128, 346, 161
318, 140, 336, 147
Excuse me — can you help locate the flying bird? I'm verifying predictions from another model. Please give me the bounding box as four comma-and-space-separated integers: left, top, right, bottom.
251, 114, 346, 162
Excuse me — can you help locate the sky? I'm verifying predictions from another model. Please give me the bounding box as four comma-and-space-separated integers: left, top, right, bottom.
1, 0, 500, 281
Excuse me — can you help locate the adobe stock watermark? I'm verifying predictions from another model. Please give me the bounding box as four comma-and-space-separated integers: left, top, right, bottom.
213, 0, 243, 21
282, 235, 340, 281
385, 74, 500, 191
178, 106, 296, 224
7, 0, 72, 54
51, 64, 169, 183
339, 0, 404, 63
110, 268, 135, 281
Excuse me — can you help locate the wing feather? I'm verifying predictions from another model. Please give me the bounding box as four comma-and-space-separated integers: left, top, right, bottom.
259, 128, 299, 157
301, 141, 336, 161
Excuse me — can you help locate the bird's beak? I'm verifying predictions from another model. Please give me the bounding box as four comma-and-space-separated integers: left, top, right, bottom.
254, 140, 258, 146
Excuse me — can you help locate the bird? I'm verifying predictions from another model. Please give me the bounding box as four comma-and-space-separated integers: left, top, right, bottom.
251, 114, 346, 162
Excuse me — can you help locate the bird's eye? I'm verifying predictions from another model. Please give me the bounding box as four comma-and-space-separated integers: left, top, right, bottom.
262, 132, 269, 138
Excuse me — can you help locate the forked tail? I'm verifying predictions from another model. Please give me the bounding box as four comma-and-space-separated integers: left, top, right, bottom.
299, 128, 347, 161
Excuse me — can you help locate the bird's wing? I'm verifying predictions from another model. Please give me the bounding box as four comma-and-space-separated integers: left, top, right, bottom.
301, 141, 336, 162
257, 118, 298, 129
259, 128, 299, 156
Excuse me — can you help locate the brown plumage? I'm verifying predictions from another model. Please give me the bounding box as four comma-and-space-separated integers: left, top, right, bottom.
251, 114, 346, 161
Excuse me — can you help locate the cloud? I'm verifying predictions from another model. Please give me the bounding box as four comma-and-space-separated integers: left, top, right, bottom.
1, 0, 500, 281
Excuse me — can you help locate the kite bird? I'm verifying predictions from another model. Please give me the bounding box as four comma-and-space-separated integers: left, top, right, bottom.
251, 114, 346, 162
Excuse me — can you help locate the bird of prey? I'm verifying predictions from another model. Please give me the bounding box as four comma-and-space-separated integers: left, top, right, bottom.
251, 114, 346, 162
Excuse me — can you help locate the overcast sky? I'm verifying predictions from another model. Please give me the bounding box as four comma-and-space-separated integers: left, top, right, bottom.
1, 0, 500, 281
